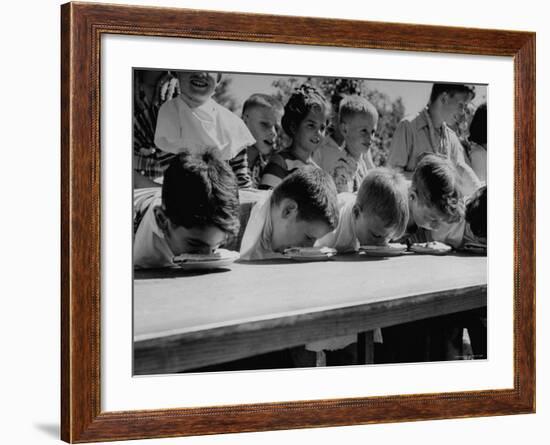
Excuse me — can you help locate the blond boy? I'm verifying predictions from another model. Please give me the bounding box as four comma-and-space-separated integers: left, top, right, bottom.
314, 95, 379, 193
316, 168, 409, 252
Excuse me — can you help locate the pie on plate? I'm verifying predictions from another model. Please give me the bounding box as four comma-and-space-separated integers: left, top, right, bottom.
284, 246, 337, 261
410, 241, 452, 255
358, 243, 408, 257
172, 249, 240, 270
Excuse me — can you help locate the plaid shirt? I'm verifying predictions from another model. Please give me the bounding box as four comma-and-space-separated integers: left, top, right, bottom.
133, 146, 252, 188
133, 147, 176, 181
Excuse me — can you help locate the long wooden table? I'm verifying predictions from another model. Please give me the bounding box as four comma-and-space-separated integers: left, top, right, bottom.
134, 253, 487, 375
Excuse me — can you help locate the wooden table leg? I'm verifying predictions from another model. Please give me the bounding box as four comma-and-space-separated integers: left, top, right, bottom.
357, 331, 374, 364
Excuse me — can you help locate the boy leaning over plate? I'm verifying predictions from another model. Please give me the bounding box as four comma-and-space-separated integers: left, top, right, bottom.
133, 150, 240, 269
303, 168, 409, 362
238, 166, 339, 261
378, 154, 470, 363
396, 153, 466, 247
315, 167, 409, 253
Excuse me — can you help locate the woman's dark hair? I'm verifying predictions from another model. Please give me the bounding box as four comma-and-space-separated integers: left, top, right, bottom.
161, 150, 240, 235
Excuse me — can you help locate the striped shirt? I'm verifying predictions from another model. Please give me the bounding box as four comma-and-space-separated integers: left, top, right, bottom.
259, 150, 318, 189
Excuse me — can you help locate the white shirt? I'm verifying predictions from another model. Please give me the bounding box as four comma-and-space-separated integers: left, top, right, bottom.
133, 188, 174, 268
315, 192, 359, 253
154, 97, 255, 160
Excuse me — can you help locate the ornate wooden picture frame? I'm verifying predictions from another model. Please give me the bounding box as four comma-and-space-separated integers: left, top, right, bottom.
61, 2, 535, 442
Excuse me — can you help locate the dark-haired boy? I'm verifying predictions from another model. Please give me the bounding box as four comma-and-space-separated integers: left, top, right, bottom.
389, 83, 481, 196
398, 153, 466, 246
241, 94, 284, 188
133, 151, 240, 268
239, 166, 339, 260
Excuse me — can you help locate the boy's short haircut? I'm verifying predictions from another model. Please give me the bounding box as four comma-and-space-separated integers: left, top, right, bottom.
469, 103, 487, 146
466, 186, 487, 238
429, 83, 476, 104
338, 95, 379, 124
242, 93, 283, 116
271, 166, 339, 230
281, 84, 331, 137
412, 153, 465, 223
356, 168, 409, 239
162, 150, 240, 235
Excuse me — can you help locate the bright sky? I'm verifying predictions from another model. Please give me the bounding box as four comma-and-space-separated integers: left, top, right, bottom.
226, 73, 487, 116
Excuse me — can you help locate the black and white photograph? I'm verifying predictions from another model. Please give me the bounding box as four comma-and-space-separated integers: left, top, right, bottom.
132, 69, 488, 375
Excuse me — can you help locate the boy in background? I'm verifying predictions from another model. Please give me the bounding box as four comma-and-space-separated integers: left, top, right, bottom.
241, 94, 284, 188
133, 150, 240, 268
314, 95, 378, 193
239, 166, 339, 260
388, 82, 481, 196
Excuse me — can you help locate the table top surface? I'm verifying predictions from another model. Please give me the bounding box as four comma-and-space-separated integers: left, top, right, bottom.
134, 253, 487, 342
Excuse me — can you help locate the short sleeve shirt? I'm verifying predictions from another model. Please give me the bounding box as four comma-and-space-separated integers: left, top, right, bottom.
388, 109, 467, 172
133, 188, 175, 268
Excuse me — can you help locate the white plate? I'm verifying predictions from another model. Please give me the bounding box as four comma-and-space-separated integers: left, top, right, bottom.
359, 243, 407, 257
172, 249, 240, 270
410, 242, 452, 255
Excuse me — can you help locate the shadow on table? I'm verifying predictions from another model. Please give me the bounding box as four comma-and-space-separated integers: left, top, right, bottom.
134, 267, 232, 279
238, 254, 389, 265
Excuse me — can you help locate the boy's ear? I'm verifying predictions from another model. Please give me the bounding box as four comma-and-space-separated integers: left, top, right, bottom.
352, 203, 361, 219
409, 189, 417, 202
153, 206, 170, 232
281, 198, 298, 219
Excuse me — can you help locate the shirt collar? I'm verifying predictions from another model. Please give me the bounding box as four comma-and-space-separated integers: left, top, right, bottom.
418, 107, 449, 134
416, 108, 431, 130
